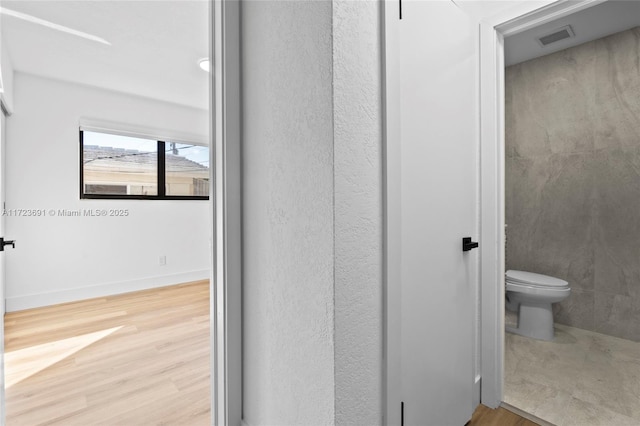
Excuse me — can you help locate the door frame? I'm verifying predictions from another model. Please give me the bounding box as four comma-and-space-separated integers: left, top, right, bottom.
211, 0, 242, 425
381, 0, 401, 423
0, 103, 7, 426
478, 0, 608, 408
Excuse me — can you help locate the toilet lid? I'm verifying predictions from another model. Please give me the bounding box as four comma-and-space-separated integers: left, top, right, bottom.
506, 270, 568, 288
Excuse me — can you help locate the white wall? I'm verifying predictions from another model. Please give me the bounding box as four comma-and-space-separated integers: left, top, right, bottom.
242, 1, 384, 424
242, 1, 336, 424
455, 0, 554, 23
333, 1, 383, 424
0, 37, 14, 112
4, 72, 210, 311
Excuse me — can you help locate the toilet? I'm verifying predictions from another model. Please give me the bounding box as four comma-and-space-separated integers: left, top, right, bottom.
505, 270, 570, 341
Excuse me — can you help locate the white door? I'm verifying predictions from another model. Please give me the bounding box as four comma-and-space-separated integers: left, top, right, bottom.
386, 1, 479, 424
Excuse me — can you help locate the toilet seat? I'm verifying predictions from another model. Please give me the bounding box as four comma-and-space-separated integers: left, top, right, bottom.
506, 270, 568, 288
506, 281, 571, 297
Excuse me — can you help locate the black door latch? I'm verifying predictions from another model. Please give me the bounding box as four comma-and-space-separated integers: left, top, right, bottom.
0, 237, 15, 251
462, 237, 478, 252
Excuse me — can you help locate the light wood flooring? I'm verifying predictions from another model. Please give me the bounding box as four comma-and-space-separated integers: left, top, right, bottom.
470, 405, 539, 426
4, 281, 210, 426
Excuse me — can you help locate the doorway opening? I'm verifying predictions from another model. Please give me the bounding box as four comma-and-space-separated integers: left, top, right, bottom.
0, 0, 242, 423
501, 1, 640, 424
480, 0, 640, 424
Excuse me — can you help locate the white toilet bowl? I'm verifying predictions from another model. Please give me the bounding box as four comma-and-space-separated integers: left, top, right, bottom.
505, 270, 570, 341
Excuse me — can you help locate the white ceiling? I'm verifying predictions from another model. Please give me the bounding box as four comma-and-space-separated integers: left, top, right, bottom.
5, 0, 635, 105
1, 0, 209, 110
505, 0, 640, 66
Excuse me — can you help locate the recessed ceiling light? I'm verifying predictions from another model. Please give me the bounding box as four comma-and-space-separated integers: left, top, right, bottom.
198, 58, 210, 73
0, 7, 111, 46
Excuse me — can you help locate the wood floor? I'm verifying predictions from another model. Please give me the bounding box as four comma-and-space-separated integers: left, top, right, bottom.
469, 404, 540, 426
4, 281, 210, 426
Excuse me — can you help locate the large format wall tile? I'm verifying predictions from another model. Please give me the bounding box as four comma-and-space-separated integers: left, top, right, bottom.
594, 292, 640, 342
506, 152, 596, 292
593, 28, 640, 151
594, 148, 640, 299
506, 27, 640, 341
552, 288, 595, 330
506, 42, 597, 159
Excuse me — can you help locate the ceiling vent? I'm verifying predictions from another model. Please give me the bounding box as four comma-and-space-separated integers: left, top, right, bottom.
537, 25, 575, 47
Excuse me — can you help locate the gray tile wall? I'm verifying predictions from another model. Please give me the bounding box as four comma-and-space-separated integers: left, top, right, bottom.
505, 27, 640, 341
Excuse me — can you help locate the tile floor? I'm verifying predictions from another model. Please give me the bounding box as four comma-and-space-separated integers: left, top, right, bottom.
504, 322, 640, 426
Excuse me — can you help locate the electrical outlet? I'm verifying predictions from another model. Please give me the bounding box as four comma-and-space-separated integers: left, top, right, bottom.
159, 255, 166, 266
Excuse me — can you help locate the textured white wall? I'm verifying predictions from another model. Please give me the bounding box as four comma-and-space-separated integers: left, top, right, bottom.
241, 1, 336, 425
242, 1, 384, 424
5, 73, 210, 310
333, 1, 383, 424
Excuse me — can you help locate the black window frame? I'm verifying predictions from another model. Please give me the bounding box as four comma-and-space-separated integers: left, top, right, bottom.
80, 130, 210, 200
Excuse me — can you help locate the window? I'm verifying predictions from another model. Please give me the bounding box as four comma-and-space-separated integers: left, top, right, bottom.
80, 130, 209, 200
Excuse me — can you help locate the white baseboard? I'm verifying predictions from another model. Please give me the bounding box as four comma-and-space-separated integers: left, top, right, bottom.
6, 269, 210, 312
